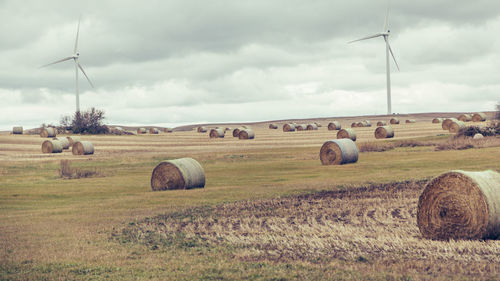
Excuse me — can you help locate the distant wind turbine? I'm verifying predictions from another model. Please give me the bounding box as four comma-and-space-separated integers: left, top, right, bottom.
41, 18, 94, 113
349, 4, 399, 115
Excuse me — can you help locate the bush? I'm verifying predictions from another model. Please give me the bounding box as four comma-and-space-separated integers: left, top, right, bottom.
60, 108, 109, 134
456, 123, 500, 138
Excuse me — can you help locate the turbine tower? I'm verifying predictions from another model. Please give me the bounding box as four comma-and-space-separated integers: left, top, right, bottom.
349, 4, 399, 115
41, 18, 94, 112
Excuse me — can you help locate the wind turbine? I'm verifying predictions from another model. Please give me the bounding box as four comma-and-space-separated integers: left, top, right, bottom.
41, 18, 94, 112
349, 4, 399, 115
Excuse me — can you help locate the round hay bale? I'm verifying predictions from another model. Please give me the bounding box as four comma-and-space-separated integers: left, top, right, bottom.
12, 126, 23, 134
374, 126, 394, 139
137, 128, 147, 134
151, 157, 205, 191
351, 122, 358, 128
306, 124, 318, 130
72, 141, 94, 155
472, 113, 487, 122
232, 128, 243, 137
295, 124, 306, 131
41, 139, 63, 153
225, 127, 232, 132
269, 123, 278, 129
283, 124, 296, 132
319, 139, 358, 165
66, 136, 81, 146
197, 126, 207, 133
327, 121, 341, 131
165, 128, 173, 133
432, 118, 443, 124
473, 133, 484, 139
238, 129, 255, 140
458, 114, 472, 122
209, 128, 225, 138
337, 128, 357, 141
449, 120, 466, 133
314, 122, 322, 127
442, 118, 458, 130
53, 137, 70, 150
363, 120, 372, 127
40, 127, 56, 138
389, 118, 400, 124
149, 128, 159, 134
417, 170, 500, 240
405, 119, 416, 123
376, 121, 387, 127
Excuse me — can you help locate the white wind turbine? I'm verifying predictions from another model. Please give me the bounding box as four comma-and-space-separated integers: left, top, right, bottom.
349, 4, 399, 115
41, 18, 94, 112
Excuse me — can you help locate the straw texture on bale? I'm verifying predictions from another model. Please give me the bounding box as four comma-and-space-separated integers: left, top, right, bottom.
319, 139, 358, 165
137, 128, 147, 134
417, 170, 500, 240
209, 128, 225, 138
337, 128, 357, 141
12, 126, 23, 134
232, 128, 243, 137
238, 129, 255, 140
458, 114, 472, 122
40, 127, 56, 138
442, 118, 458, 130
41, 139, 63, 153
296, 124, 306, 131
72, 141, 94, 155
432, 118, 444, 123
149, 128, 159, 134
327, 121, 341, 131
197, 126, 207, 133
449, 120, 466, 133
374, 126, 394, 139
151, 158, 205, 191
66, 136, 81, 146
390, 118, 400, 124
283, 124, 296, 132
472, 112, 487, 122
268, 123, 278, 129
306, 124, 318, 130
405, 119, 416, 123
376, 121, 387, 127
473, 133, 484, 139
53, 137, 70, 149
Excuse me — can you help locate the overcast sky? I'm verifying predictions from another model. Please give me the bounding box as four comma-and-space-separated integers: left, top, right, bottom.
1, 0, 499, 130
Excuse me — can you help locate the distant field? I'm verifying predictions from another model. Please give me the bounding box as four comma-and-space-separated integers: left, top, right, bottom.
0, 114, 499, 280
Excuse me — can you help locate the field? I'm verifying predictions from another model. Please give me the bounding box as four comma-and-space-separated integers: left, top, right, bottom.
1, 114, 499, 280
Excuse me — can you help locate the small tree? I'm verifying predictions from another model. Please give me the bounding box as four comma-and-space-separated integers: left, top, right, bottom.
60, 107, 108, 134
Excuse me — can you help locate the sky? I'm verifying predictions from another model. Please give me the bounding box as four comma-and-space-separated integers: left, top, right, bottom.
1, 0, 499, 130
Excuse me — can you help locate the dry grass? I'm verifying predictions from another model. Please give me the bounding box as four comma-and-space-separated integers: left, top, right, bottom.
435, 136, 500, 151
358, 140, 435, 152
59, 160, 104, 179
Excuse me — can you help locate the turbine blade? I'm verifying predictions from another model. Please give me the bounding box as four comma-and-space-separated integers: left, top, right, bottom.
40, 57, 73, 68
77, 62, 94, 88
348, 33, 383, 44
383, 0, 390, 31
74, 17, 80, 53
384, 37, 400, 71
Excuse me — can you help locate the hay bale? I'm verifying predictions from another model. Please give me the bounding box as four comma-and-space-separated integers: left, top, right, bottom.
405, 119, 416, 123
442, 118, 458, 130
449, 120, 466, 133
232, 128, 243, 137
417, 170, 500, 240
72, 141, 94, 155
165, 128, 173, 133
337, 128, 357, 141
473, 133, 484, 139
458, 114, 472, 122
351, 122, 358, 128
363, 120, 372, 127
66, 136, 81, 146
376, 121, 387, 127
151, 157, 205, 191
315, 122, 322, 127
225, 127, 232, 132
283, 124, 296, 132
374, 126, 394, 139
149, 128, 159, 134
319, 139, 358, 165
269, 123, 278, 129
209, 128, 225, 138
328, 121, 341, 131
296, 124, 307, 131
53, 137, 70, 149
41, 139, 63, 153
197, 126, 207, 133
137, 128, 147, 134
390, 118, 400, 124
306, 124, 318, 130
238, 129, 255, 140
432, 118, 444, 124
40, 127, 56, 138
12, 126, 23, 134
472, 113, 487, 122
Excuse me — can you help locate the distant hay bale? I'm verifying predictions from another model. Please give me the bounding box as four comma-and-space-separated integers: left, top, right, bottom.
449, 120, 466, 133
337, 128, 357, 141
405, 119, 416, 123
149, 128, 159, 134
197, 126, 207, 133
432, 118, 444, 124
269, 123, 278, 129
40, 127, 56, 138
165, 128, 173, 133
374, 126, 394, 139
12, 126, 23, 134
295, 124, 306, 131
473, 133, 484, 139
472, 113, 487, 122
314, 122, 322, 127
442, 118, 458, 130
319, 139, 358, 165
238, 129, 255, 140
363, 120, 372, 127
327, 121, 341, 131
306, 124, 318, 130
137, 128, 147, 134
209, 128, 225, 138
417, 170, 500, 240
66, 136, 81, 146
232, 128, 243, 137
390, 118, 400, 124
351, 122, 358, 128
42, 139, 63, 153
283, 123, 296, 132
72, 141, 94, 155
53, 137, 70, 149
458, 114, 472, 122
376, 121, 387, 127
225, 127, 232, 132
151, 157, 205, 191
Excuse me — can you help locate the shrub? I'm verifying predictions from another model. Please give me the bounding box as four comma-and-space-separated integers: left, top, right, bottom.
59, 160, 103, 179
60, 108, 109, 134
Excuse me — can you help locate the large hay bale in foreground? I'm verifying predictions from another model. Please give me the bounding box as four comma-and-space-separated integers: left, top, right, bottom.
151, 158, 205, 191
337, 128, 357, 141
432, 118, 444, 124
283, 123, 296, 132
442, 118, 458, 130
149, 128, 159, 134
449, 120, 466, 133
209, 128, 225, 138
296, 124, 307, 131
137, 128, 147, 134
458, 114, 472, 122
66, 136, 81, 146
328, 121, 341, 131
376, 121, 387, 127
12, 126, 23, 134
390, 118, 400, 125
40, 127, 56, 138
319, 139, 358, 165
374, 126, 394, 139
53, 137, 70, 150
72, 141, 94, 155
472, 113, 487, 122
269, 123, 278, 129
417, 170, 500, 240
405, 119, 416, 123
306, 124, 318, 130
197, 126, 207, 133
41, 139, 63, 153
238, 129, 255, 140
